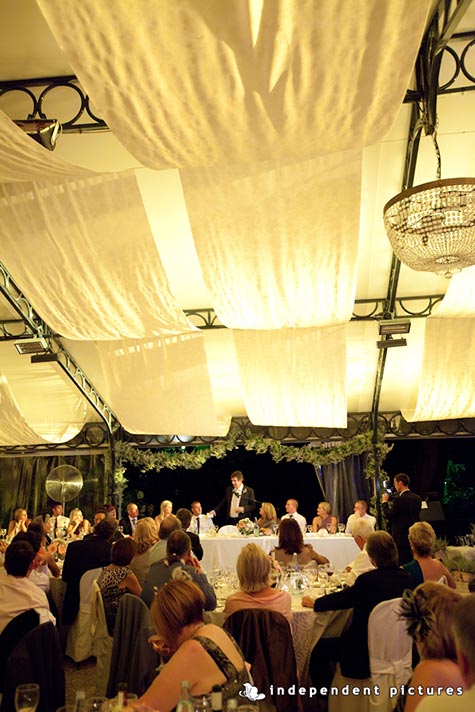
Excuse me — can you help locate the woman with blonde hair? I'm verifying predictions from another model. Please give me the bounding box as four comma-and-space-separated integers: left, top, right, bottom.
399, 582, 465, 712
155, 499, 173, 530
271, 518, 329, 566
7, 507, 29, 541
133, 580, 250, 712
130, 516, 159, 585
67, 508, 91, 539
224, 543, 292, 625
312, 501, 338, 534
256, 502, 278, 535
403, 521, 456, 589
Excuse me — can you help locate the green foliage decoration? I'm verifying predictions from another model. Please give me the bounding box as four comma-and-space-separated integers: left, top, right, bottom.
114, 429, 391, 479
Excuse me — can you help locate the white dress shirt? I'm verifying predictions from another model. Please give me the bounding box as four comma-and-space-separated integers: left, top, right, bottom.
190, 514, 212, 535
281, 511, 307, 533
229, 485, 244, 519
345, 512, 376, 535
345, 546, 375, 586
0, 573, 55, 634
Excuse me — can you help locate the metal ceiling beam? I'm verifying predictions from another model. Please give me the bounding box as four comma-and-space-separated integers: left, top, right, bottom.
0, 260, 118, 434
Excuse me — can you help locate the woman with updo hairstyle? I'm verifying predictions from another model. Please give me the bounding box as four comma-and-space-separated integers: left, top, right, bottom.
133, 580, 250, 712
270, 517, 329, 566
312, 501, 338, 534
398, 582, 465, 712
403, 521, 456, 589
130, 516, 159, 585
97, 536, 142, 634
224, 543, 292, 624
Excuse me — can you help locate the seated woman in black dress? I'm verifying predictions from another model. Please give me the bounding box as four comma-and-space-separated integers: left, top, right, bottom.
132, 580, 250, 712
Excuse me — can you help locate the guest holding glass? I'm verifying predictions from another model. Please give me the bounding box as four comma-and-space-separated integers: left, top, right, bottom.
67, 508, 91, 539
97, 537, 142, 635
132, 580, 250, 712
270, 518, 329, 566
224, 543, 292, 625
312, 501, 338, 534
256, 502, 278, 535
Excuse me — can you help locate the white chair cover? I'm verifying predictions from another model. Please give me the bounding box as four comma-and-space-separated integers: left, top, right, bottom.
91, 580, 113, 696
328, 598, 412, 712
218, 525, 239, 536
65, 567, 103, 662
367, 597, 412, 712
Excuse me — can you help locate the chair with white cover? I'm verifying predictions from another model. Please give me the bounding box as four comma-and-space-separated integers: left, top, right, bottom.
218, 524, 239, 536
91, 580, 113, 696
366, 597, 412, 711
329, 597, 412, 712
65, 567, 103, 662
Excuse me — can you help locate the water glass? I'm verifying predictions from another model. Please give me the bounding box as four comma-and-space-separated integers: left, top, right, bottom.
15, 683, 40, 712
338, 523, 345, 535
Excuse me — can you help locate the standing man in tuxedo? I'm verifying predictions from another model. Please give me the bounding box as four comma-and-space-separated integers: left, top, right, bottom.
208, 470, 256, 525
119, 502, 140, 536
382, 472, 421, 565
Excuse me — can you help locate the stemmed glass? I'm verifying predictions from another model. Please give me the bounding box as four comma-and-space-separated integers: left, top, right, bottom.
14, 683, 40, 712
338, 523, 345, 535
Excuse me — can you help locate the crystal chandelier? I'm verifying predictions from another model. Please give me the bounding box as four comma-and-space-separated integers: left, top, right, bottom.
383, 177, 475, 278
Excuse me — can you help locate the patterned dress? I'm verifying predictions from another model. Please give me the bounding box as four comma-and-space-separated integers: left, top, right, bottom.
193, 631, 251, 704
97, 565, 132, 635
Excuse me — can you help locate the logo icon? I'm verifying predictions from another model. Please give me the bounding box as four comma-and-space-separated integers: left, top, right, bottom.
239, 683, 266, 702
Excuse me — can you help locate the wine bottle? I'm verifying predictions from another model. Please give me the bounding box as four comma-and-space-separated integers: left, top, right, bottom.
74, 690, 86, 712
176, 680, 193, 712
117, 682, 128, 708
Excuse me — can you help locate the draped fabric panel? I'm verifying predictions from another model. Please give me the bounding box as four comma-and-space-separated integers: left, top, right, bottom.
181, 151, 362, 328
233, 326, 347, 427
95, 333, 231, 436
402, 317, 475, 421
318, 454, 367, 524
0, 172, 195, 339
0, 109, 92, 182
37, 0, 432, 169
0, 344, 92, 444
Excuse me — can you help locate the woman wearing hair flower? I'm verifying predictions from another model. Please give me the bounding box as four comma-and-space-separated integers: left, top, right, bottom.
398, 582, 465, 712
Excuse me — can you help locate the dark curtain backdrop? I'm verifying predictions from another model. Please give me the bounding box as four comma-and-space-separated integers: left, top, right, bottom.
316, 454, 370, 525
0, 455, 108, 528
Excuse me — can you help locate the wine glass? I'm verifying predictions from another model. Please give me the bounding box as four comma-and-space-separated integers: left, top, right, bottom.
15, 683, 40, 712
338, 523, 345, 535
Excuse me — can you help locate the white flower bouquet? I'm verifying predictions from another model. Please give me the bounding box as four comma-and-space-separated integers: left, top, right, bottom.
237, 518, 255, 536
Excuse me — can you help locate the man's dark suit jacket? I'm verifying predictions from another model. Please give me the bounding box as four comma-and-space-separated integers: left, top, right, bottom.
118, 516, 139, 536
213, 484, 256, 523
382, 490, 422, 563
313, 566, 413, 678
62, 536, 112, 625
187, 530, 203, 560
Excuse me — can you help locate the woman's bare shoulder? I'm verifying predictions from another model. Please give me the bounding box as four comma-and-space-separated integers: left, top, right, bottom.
411, 658, 464, 687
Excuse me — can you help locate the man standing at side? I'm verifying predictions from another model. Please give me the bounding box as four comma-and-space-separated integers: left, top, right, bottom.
208, 470, 256, 525
382, 473, 421, 565
119, 502, 140, 536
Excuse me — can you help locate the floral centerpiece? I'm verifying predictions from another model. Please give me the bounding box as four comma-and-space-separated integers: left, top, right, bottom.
237, 518, 255, 536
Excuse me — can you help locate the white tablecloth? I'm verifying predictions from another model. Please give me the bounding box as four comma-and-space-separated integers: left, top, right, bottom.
200, 534, 359, 573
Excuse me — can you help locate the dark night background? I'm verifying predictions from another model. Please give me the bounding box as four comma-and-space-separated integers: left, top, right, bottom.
122, 438, 475, 542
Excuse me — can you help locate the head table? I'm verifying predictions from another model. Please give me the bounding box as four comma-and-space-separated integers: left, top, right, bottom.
199, 533, 359, 574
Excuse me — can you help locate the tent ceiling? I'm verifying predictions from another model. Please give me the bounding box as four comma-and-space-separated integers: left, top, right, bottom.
1, 0, 475, 449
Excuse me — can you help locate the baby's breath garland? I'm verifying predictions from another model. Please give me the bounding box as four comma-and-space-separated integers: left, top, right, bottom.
114, 429, 391, 481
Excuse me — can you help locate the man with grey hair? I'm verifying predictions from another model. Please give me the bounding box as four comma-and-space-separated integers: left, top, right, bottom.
148, 514, 181, 565
345, 517, 376, 586
417, 595, 475, 711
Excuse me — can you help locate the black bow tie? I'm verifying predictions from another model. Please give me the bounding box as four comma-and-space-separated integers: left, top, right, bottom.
233, 490, 240, 497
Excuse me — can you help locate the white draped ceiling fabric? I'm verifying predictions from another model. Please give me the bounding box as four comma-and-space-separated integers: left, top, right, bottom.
403, 267, 475, 421
0, 1, 433, 443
